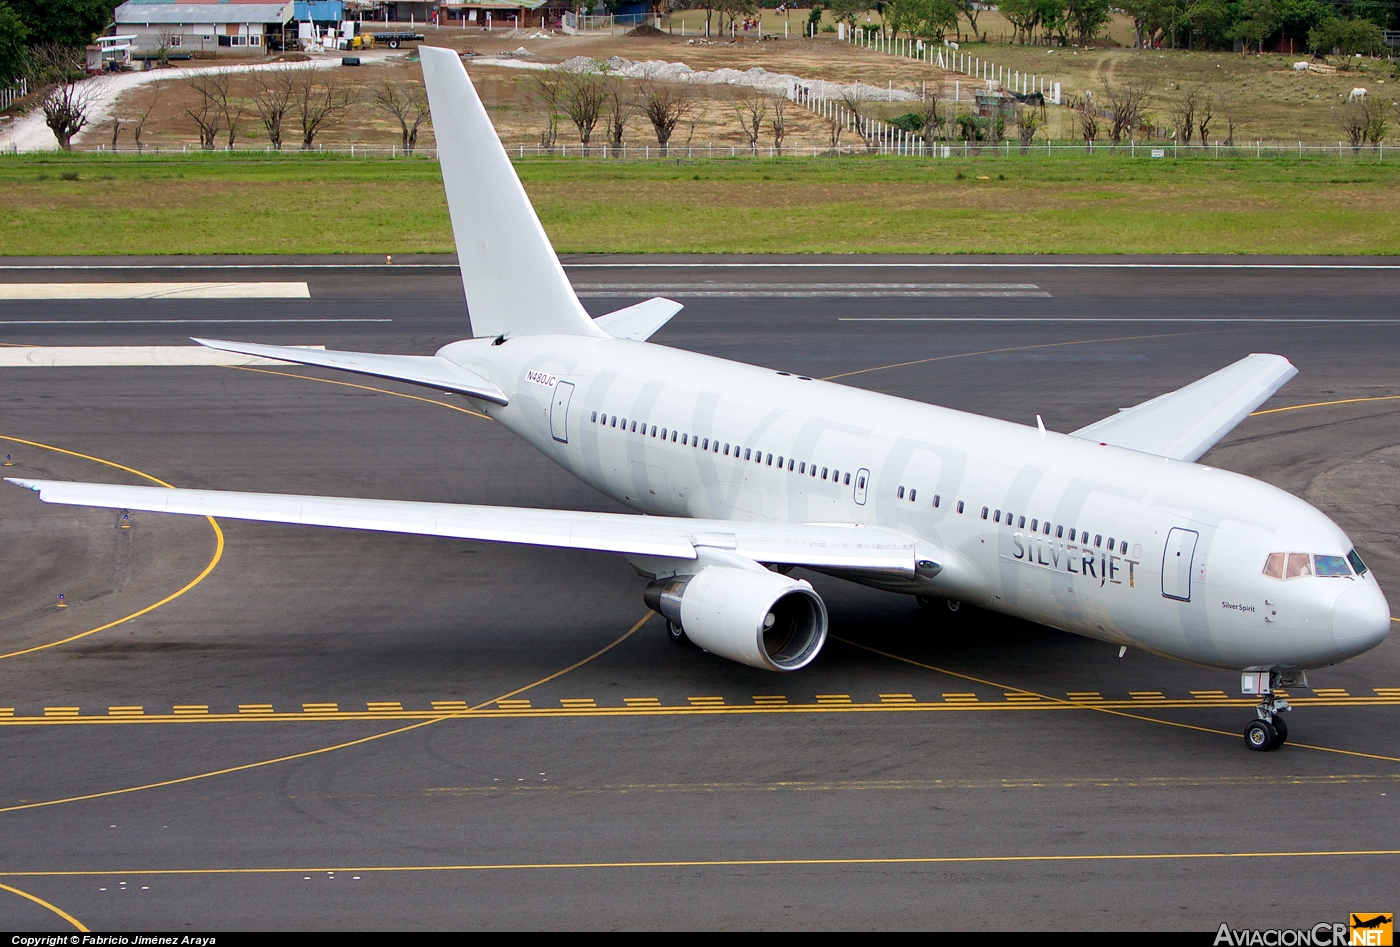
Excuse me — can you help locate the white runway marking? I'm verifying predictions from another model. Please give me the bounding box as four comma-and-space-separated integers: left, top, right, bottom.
0, 319, 388, 326
0, 282, 310, 299
840, 317, 1398, 323
576, 283, 1051, 298
0, 346, 325, 367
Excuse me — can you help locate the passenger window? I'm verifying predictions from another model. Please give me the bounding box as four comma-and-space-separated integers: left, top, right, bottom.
908, 488, 916, 502
1119, 540, 1127, 554
811, 465, 817, 478
679, 433, 685, 444
1045, 522, 1051, 535
844, 473, 851, 486
1108, 537, 1115, 551
1263, 553, 1285, 579
1347, 549, 1369, 576
744, 448, 751, 460
610, 416, 617, 428
956, 501, 963, 513
981, 507, 989, 520
789, 459, 795, 471
1285, 553, 1311, 579
1030, 519, 1038, 531
1069, 529, 1076, 541
590, 411, 597, 422
1314, 555, 1351, 577
799, 462, 806, 474
822, 468, 829, 480
833, 470, 840, 482
994, 510, 1001, 523
660, 427, 666, 438
630, 421, 636, 433
1093, 534, 1102, 548
766, 454, 773, 466
777, 456, 783, 467
724, 443, 730, 455
898, 486, 905, 499
1018, 516, 1026, 529
1056, 525, 1063, 538
933, 495, 940, 508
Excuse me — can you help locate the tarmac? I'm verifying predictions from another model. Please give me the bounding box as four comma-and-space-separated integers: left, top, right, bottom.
0, 254, 1396, 930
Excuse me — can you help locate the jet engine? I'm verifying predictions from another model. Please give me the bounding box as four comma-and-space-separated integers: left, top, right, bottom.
643, 566, 827, 671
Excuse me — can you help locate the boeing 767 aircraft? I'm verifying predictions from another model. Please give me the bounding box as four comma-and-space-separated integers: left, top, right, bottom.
10, 47, 1389, 752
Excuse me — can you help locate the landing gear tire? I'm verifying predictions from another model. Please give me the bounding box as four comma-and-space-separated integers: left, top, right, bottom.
1268, 713, 1288, 748
1244, 718, 1278, 752
666, 620, 690, 645
917, 596, 964, 616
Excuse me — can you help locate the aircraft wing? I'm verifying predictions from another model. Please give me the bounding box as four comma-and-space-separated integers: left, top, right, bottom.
593, 297, 684, 342
1070, 353, 1297, 462
193, 338, 509, 406
6, 480, 921, 573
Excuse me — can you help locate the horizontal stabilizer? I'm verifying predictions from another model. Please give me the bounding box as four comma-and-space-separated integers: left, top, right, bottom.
594, 297, 683, 342
8, 480, 920, 573
1071, 353, 1297, 462
193, 338, 508, 406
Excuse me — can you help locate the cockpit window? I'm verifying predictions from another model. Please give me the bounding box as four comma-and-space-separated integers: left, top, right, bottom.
1285, 553, 1312, 579
1347, 549, 1369, 577
1314, 555, 1352, 577
1263, 553, 1285, 579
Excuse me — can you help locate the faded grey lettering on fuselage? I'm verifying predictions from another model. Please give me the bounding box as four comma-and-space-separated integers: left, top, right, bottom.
1000, 531, 1139, 589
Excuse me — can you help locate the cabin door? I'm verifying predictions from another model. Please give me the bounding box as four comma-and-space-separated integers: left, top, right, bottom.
1161, 527, 1199, 602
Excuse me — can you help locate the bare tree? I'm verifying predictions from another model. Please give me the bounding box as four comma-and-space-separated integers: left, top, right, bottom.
132, 82, 163, 152
155, 26, 178, 66
108, 117, 121, 149
1196, 94, 1213, 146
294, 68, 355, 150
638, 81, 694, 153
183, 73, 222, 150
826, 108, 844, 150
839, 88, 876, 153
732, 88, 767, 154
603, 78, 633, 153
522, 71, 564, 148
1334, 101, 1368, 152
371, 79, 429, 154
1014, 104, 1039, 153
769, 94, 786, 154
42, 77, 103, 150
249, 65, 296, 151
1168, 85, 1200, 146
1100, 76, 1150, 147
208, 70, 245, 149
559, 68, 608, 146
1216, 88, 1249, 147
916, 91, 942, 141
1077, 98, 1099, 144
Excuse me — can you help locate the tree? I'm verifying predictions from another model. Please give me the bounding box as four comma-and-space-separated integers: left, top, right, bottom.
1014, 104, 1040, 152
250, 65, 297, 151
1167, 84, 1201, 143
1308, 17, 1386, 55
1067, 0, 1112, 43
732, 87, 766, 153
131, 81, 162, 152
522, 71, 563, 148
826, 0, 867, 31
9, 0, 114, 48
1227, 0, 1279, 52
638, 81, 693, 152
41, 73, 101, 149
1100, 76, 1151, 144
294, 68, 354, 150
1077, 94, 1099, 143
1215, 86, 1247, 145
999, 0, 1042, 43
182, 73, 222, 150
0, 1, 28, 82
839, 87, 877, 152
769, 95, 786, 154
1195, 91, 1212, 144
604, 78, 632, 152
559, 68, 607, 145
371, 78, 429, 154
957, 0, 984, 40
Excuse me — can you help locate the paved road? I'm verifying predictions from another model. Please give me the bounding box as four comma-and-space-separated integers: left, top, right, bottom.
0, 256, 1396, 931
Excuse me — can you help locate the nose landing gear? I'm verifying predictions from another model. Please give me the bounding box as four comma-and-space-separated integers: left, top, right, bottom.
1241, 671, 1301, 752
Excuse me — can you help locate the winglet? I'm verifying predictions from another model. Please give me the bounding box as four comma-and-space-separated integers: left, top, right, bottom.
419, 46, 605, 340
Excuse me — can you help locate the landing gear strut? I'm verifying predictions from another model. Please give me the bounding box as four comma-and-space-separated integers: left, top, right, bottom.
1241, 670, 1302, 752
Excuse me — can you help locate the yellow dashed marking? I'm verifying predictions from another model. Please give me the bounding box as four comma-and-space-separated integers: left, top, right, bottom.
752, 696, 788, 705
302, 703, 338, 714
238, 704, 274, 715
879, 694, 916, 704
173, 705, 209, 715
815, 694, 852, 704
942, 693, 979, 703
366, 702, 403, 713
1191, 691, 1230, 700
1376, 688, 1400, 697
559, 698, 597, 709
107, 706, 144, 717
1067, 692, 1103, 702
432, 701, 469, 712
44, 707, 80, 717
1129, 692, 1166, 701
0, 708, 13, 718
1004, 693, 1042, 703
495, 700, 530, 710
1313, 689, 1350, 698
623, 698, 661, 708
688, 696, 725, 706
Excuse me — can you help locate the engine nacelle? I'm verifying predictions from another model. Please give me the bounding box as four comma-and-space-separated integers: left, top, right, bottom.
644, 566, 827, 671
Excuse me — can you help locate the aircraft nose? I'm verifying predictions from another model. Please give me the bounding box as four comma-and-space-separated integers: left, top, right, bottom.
1332, 582, 1391, 655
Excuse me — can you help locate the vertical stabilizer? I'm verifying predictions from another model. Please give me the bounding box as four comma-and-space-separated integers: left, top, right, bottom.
419, 46, 604, 339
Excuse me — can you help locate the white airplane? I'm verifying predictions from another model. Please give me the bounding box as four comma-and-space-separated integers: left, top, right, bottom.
9, 48, 1389, 752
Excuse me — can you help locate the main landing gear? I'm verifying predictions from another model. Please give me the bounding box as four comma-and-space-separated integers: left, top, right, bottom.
917, 595, 965, 617
1241, 671, 1303, 752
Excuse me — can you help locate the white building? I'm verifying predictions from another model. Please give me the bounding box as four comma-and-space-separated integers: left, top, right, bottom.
112, 1, 294, 56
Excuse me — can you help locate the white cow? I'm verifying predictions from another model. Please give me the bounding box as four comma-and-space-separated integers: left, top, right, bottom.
1293, 61, 1310, 71
1349, 87, 1367, 101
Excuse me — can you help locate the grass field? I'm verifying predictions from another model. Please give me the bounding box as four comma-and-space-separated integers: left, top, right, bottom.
4, 151, 1399, 255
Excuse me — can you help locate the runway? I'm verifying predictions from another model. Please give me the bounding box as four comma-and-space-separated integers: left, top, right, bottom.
0, 254, 1396, 930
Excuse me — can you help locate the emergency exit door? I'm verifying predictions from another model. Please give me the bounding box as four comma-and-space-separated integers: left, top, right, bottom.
1161, 527, 1199, 602
550, 381, 574, 444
